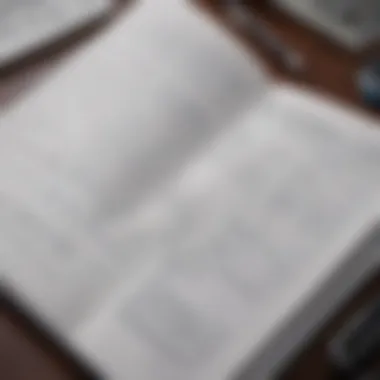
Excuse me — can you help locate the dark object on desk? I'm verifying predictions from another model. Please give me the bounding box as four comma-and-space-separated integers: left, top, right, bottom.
223, 0, 306, 75
277, 271, 380, 380
328, 295, 380, 380
357, 61, 380, 109
270, 0, 380, 52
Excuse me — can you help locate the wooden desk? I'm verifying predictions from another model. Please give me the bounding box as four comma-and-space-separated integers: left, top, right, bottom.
0, 1, 379, 379
0, 292, 99, 380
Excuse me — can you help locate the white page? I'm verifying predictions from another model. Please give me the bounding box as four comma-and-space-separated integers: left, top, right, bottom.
0, 1, 265, 334
73, 87, 380, 380
0, 0, 112, 67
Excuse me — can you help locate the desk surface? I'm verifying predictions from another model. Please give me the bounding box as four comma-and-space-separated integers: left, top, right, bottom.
1, 1, 379, 379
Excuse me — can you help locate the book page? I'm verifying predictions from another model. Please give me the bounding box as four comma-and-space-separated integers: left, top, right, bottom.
73, 88, 380, 380
0, 1, 265, 334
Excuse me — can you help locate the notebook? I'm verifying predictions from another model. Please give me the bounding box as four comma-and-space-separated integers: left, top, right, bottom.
0, 0, 111, 67
0, 2, 380, 379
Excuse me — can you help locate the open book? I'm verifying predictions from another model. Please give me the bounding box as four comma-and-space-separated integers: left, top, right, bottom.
1, 2, 380, 379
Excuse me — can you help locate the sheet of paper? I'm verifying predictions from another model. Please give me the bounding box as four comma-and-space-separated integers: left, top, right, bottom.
0, 0, 112, 66
0, 1, 264, 334
73, 90, 380, 380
